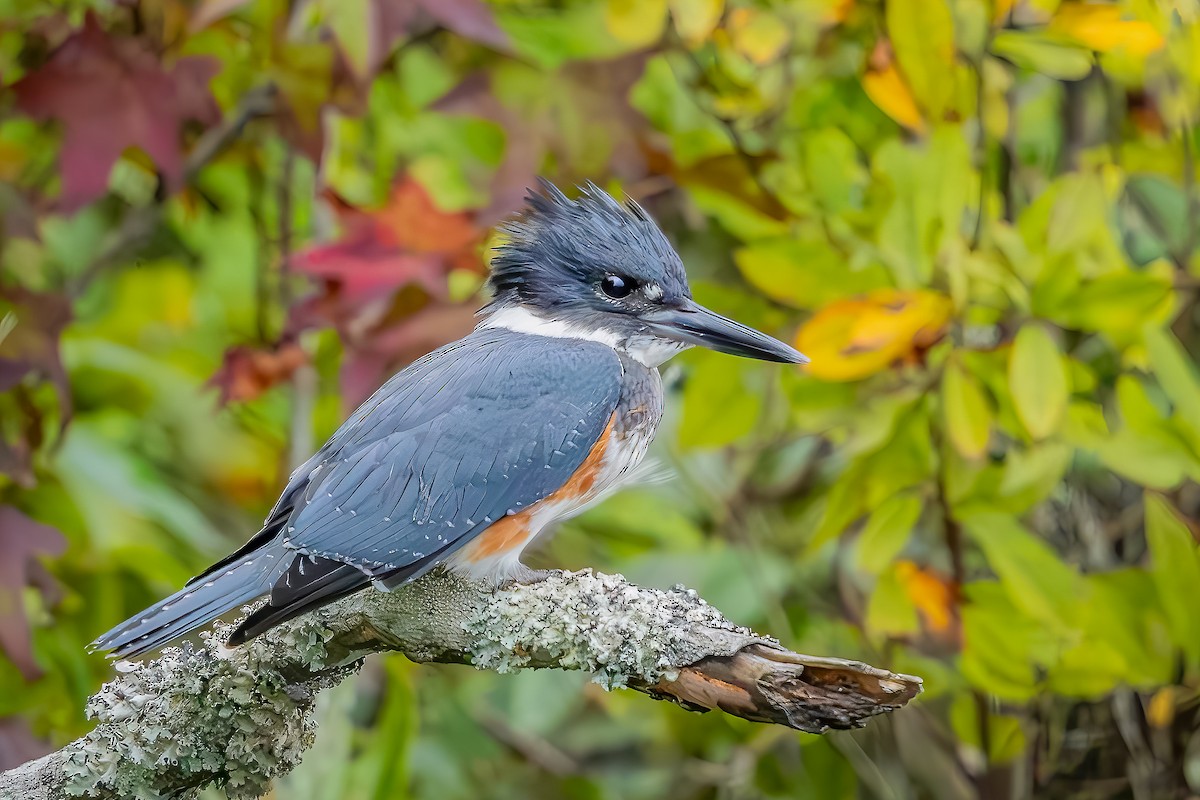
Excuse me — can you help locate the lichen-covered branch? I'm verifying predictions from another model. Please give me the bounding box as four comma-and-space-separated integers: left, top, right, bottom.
0, 569, 922, 800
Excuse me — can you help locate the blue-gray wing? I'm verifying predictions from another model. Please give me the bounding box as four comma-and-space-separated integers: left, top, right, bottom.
280, 328, 623, 580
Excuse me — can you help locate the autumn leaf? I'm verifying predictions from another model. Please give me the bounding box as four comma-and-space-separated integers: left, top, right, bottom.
209, 342, 308, 405
862, 40, 926, 132
1049, 3, 1164, 57
0, 507, 66, 681
896, 560, 957, 634
13, 13, 219, 210
291, 177, 485, 404
293, 178, 483, 305
795, 289, 953, 381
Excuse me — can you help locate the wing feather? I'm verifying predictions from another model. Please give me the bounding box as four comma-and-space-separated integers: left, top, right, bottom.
262, 329, 622, 613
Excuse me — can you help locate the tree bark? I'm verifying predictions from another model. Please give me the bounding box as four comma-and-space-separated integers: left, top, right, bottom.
0, 569, 922, 800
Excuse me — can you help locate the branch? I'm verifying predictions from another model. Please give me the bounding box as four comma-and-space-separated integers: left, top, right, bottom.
0, 569, 922, 800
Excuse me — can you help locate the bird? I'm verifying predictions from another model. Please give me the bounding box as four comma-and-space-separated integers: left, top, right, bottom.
92, 180, 808, 659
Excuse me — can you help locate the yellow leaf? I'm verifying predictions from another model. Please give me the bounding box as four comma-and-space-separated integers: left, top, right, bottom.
605, 0, 669, 46
896, 561, 956, 633
1049, 2, 1164, 56
796, 290, 953, 381
1146, 687, 1176, 729
727, 8, 789, 64
862, 57, 926, 131
992, 0, 1015, 24
669, 0, 723, 46
943, 358, 993, 459
1008, 324, 1068, 440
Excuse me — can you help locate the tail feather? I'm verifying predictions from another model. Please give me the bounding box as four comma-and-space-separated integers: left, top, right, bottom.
91, 546, 286, 659
225, 557, 369, 646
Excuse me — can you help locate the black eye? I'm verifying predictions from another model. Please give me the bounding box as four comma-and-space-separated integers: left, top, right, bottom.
601, 274, 635, 299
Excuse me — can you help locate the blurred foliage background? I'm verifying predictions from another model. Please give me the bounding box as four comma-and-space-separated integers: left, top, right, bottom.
2, 0, 1200, 797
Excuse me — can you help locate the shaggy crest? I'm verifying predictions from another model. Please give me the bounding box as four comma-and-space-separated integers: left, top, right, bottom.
486, 179, 691, 312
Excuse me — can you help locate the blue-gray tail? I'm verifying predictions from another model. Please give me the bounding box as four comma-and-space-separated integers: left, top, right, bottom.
90, 542, 288, 659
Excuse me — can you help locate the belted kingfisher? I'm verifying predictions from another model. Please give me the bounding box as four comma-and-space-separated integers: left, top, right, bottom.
93, 180, 808, 658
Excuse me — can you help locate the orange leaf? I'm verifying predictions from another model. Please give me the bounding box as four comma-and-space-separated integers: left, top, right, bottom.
795, 289, 952, 381
1049, 3, 1164, 57
375, 179, 481, 255
896, 560, 956, 633
209, 342, 308, 405
862, 40, 925, 132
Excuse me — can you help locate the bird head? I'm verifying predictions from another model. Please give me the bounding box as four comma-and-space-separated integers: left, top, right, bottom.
485, 180, 808, 367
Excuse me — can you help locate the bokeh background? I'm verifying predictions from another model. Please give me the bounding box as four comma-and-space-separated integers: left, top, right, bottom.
3, 0, 1200, 797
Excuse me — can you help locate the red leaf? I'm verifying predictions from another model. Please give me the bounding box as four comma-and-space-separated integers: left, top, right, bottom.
291, 177, 483, 404
209, 342, 308, 405
0, 507, 66, 681
13, 13, 220, 210
293, 178, 483, 303
416, 0, 509, 49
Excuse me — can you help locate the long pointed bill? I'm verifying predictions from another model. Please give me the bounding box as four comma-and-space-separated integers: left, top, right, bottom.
644, 300, 809, 364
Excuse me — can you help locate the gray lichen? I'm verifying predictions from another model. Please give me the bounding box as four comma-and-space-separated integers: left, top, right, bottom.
465, 569, 756, 688
60, 610, 350, 800
4, 568, 830, 800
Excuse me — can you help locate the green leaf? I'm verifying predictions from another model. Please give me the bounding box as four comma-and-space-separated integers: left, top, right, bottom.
801, 128, 865, 215
1008, 324, 1068, 440
990, 31, 1094, 80
1049, 272, 1172, 338
733, 236, 889, 309
1046, 172, 1108, 256
873, 130, 972, 287
960, 583, 1058, 700
996, 442, 1072, 513
865, 567, 920, 637
950, 697, 1027, 763
1120, 175, 1193, 266
962, 512, 1083, 632
497, 2, 632, 69
677, 352, 762, 449
886, 0, 957, 118
1144, 493, 1200, 667
1095, 429, 1193, 490
1144, 325, 1200, 423
321, 0, 372, 78
854, 492, 923, 575
943, 358, 992, 459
